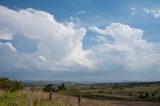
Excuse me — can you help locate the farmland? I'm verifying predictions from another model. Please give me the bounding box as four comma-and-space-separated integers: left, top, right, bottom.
1, 81, 160, 106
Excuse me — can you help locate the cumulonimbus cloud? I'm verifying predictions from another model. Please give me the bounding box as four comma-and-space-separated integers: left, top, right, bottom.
0, 5, 91, 71
0, 5, 160, 75
88, 23, 160, 71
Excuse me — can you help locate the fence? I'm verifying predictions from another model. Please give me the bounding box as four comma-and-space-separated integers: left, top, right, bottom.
30, 86, 82, 106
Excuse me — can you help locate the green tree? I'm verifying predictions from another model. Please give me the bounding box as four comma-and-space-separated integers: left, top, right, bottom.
0, 77, 23, 92
58, 83, 66, 90
43, 84, 53, 92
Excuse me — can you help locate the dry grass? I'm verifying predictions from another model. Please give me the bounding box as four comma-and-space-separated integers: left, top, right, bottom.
23, 90, 160, 106
1, 90, 160, 106
22, 90, 124, 106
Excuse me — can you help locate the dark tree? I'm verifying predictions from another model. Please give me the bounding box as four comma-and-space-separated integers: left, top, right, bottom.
43, 84, 53, 92
58, 83, 66, 90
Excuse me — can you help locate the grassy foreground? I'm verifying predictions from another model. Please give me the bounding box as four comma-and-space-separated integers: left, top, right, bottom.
0, 91, 122, 106
0, 91, 56, 106
0, 90, 160, 106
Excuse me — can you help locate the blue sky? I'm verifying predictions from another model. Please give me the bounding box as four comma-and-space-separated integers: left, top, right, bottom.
0, 0, 160, 81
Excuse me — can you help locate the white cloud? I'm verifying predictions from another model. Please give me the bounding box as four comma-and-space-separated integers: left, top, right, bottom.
69, 16, 81, 24
0, 42, 19, 71
77, 11, 86, 15
38, 56, 46, 62
88, 23, 160, 72
131, 8, 136, 11
89, 23, 144, 45
89, 26, 105, 34
143, 8, 160, 18
130, 8, 136, 16
0, 5, 160, 77
0, 5, 91, 71
0, 26, 13, 40
0, 42, 16, 52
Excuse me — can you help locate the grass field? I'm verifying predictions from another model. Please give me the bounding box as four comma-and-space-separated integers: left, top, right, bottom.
77, 84, 160, 102
0, 90, 125, 106
0, 90, 160, 106
0, 83, 160, 106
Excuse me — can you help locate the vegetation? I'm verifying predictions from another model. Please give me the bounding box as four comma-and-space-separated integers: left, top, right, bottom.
43, 84, 53, 92
0, 89, 160, 106
58, 83, 67, 90
0, 79, 160, 106
0, 92, 26, 106
0, 91, 121, 106
60, 82, 160, 103
0, 77, 23, 92
0, 91, 69, 106
43, 83, 66, 92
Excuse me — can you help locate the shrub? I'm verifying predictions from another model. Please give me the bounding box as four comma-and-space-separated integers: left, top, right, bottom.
90, 86, 95, 89
43, 83, 66, 92
129, 93, 132, 96
139, 92, 149, 99
43, 84, 53, 92
152, 93, 155, 96
109, 92, 112, 94
145, 92, 149, 98
99, 90, 102, 93
58, 83, 66, 90
0, 77, 23, 92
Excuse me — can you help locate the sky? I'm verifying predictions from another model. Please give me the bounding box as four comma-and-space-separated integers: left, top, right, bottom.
0, 0, 160, 81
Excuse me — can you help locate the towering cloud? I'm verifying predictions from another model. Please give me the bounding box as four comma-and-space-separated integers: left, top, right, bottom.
0, 5, 160, 80
88, 23, 160, 71
0, 5, 91, 71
